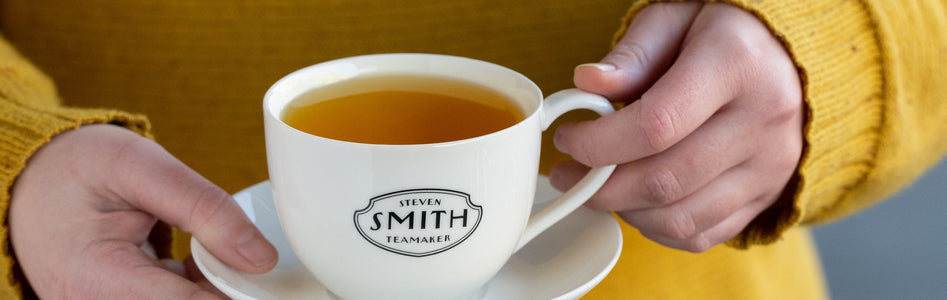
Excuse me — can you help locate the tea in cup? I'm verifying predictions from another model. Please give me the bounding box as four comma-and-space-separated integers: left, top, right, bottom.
263, 53, 616, 299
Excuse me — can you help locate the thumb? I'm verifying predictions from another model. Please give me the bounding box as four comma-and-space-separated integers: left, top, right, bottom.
573, 2, 703, 102
109, 135, 277, 274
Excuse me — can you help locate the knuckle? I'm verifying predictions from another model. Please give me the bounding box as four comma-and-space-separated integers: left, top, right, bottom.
661, 210, 697, 241
774, 138, 803, 173
724, 32, 765, 66
769, 97, 800, 126
612, 41, 650, 69
185, 184, 233, 234
773, 74, 803, 107
760, 124, 804, 174
776, 94, 803, 125
638, 102, 678, 154
642, 167, 683, 206
719, 35, 767, 87
761, 74, 803, 122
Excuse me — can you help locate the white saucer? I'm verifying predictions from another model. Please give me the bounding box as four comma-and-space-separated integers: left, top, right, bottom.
192, 176, 622, 300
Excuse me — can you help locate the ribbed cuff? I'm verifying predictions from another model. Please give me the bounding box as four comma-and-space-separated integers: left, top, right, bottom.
620, 0, 885, 248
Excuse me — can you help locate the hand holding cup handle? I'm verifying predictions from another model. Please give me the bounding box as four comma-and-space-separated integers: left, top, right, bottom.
515, 89, 616, 251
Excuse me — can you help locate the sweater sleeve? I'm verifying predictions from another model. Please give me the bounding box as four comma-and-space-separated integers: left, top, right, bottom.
0, 36, 152, 298
620, 0, 947, 248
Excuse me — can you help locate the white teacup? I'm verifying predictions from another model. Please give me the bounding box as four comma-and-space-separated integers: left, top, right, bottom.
263, 53, 616, 300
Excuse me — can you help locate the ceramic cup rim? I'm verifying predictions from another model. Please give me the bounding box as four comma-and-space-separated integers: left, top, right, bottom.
262, 53, 545, 148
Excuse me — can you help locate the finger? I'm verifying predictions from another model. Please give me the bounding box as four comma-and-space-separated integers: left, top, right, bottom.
616, 131, 799, 253
632, 197, 771, 253
616, 167, 753, 251
580, 108, 753, 210
551, 160, 755, 252
109, 137, 277, 273
556, 31, 743, 167
574, 2, 703, 102
87, 240, 223, 299
695, 198, 772, 248
552, 107, 754, 209
616, 163, 787, 253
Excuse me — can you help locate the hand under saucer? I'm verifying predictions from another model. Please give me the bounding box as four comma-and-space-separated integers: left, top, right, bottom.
192, 175, 623, 300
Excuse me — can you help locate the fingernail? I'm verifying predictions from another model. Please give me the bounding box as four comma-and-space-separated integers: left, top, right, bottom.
576, 63, 616, 72
236, 229, 276, 268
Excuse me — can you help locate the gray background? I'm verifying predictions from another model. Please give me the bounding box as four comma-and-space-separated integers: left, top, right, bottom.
812, 157, 947, 299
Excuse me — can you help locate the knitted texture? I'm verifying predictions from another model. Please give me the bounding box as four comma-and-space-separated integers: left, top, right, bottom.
615, 0, 947, 249
1, 0, 945, 299
0, 38, 151, 299
589, 0, 947, 298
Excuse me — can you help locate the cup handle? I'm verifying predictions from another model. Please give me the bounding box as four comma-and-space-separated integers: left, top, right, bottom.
514, 88, 617, 252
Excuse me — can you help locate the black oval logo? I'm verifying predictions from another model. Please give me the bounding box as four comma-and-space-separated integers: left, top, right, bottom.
354, 189, 482, 257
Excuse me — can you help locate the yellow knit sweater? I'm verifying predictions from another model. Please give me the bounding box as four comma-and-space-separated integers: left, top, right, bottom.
1, 0, 945, 299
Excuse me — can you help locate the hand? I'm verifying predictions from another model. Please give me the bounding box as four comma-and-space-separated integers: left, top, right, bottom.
551, 2, 804, 252
10, 124, 277, 298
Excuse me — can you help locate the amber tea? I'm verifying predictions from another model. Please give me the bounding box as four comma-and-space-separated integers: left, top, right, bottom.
282, 75, 525, 144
